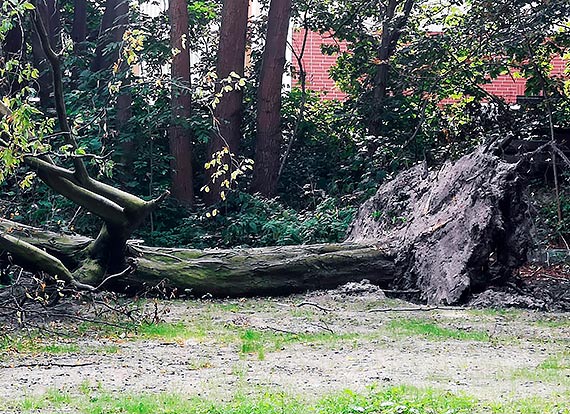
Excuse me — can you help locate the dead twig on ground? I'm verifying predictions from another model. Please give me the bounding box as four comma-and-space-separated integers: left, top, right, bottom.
368, 306, 466, 313
296, 302, 334, 313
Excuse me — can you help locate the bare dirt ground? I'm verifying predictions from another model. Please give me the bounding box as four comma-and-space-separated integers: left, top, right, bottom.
1, 282, 570, 412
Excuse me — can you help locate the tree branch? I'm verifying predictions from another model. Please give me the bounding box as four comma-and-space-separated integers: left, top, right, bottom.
0, 233, 73, 282
32, 1, 90, 183
37, 172, 128, 226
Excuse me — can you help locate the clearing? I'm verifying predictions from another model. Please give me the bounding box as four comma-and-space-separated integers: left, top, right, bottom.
1, 286, 570, 413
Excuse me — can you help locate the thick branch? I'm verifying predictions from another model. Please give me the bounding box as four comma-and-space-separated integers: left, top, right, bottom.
122, 243, 398, 296
0, 218, 91, 261
37, 172, 128, 226
0, 233, 74, 282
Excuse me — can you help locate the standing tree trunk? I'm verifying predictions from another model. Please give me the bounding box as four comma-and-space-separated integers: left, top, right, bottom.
168, 0, 194, 206
71, 0, 87, 48
250, 0, 292, 197
113, 0, 134, 168
204, 0, 249, 205
368, 0, 415, 137
1, 21, 24, 96
90, 0, 134, 168
92, 0, 117, 72
31, 0, 61, 109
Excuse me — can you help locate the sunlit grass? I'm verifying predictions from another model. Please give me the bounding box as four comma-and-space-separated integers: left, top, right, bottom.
7, 385, 570, 414
0, 334, 118, 358
238, 328, 362, 360
510, 352, 570, 384
388, 318, 490, 341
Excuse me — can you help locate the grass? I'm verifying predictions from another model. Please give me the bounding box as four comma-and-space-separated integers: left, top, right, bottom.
467, 308, 523, 318
5, 384, 570, 414
533, 316, 570, 328
510, 352, 570, 384
0, 334, 119, 358
388, 318, 490, 341
238, 328, 362, 360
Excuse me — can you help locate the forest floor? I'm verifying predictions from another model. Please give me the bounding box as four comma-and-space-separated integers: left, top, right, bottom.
1, 282, 570, 413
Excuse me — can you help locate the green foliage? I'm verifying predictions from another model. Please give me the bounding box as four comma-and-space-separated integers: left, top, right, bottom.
1, 0, 569, 255
140, 192, 355, 249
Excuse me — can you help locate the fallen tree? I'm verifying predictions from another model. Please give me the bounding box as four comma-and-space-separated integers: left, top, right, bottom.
0, 6, 533, 305
1, 143, 532, 304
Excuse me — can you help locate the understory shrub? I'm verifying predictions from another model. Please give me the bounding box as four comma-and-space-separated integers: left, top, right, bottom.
137, 192, 355, 249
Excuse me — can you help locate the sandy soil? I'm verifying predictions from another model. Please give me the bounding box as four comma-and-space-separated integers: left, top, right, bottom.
1, 288, 570, 408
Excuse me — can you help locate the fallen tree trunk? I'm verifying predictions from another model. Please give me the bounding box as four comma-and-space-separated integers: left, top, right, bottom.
1, 146, 531, 304
1, 218, 397, 296
0, 4, 533, 305
122, 243, 397, 296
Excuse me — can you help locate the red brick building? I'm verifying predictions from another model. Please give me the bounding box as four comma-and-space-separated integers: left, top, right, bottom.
291, 29, 568, 103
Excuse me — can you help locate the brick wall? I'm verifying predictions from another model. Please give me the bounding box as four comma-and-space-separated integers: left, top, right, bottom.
291, 29, 568, 103
291, 29, 347, 100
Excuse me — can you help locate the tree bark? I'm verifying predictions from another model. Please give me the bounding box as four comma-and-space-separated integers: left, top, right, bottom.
0, 217, 397, 296
71, 0, 87, 47
368, 0, 415, 137
0, 143, 532, 303
204, 0, 249, 205
348, 146, 531, 304
114, 0, 134, 164
168, 0, 194, 206
250, 0, 292, 197
31, 0, 61, 109
1, 21, 24, 96
92, 0, 118, 72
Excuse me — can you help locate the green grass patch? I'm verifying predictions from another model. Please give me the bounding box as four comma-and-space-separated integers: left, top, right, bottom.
533, 316, 570, 328
467, 308, 523, 319
0, 334, 119, 357
510, 353, 570, 384
136, 321, 201, 340
238, 328, 361, 359
388, 318, 490, 341
38, 343, 81, 354
7, 385, 570, 414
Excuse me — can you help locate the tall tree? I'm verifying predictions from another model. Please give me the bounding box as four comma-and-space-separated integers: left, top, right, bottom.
369, 0, 415, 136
168, 0, 194, 205
71, 0, 87, 49
250, 0, 292, 197
1, 21, 24, 97
113, 0, 134, 167
31, 0, 61, 108
204, 0, 249, 204
90, 0, 134, 167
92, 0, 118, 72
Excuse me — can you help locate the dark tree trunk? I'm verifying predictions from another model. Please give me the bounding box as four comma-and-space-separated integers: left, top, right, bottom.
31, 0, 61, 109
250, 0, 292, 197
204, 0, 249, 205
72, 0, 88, 50
113, 0, 134, 167
1, 22, 24, 96
368, 0, 415, 137
92, 0, 117, 72
46, 0, 62, 50
90, 0, 133, 166
168, 0, 194, 206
